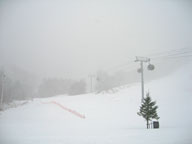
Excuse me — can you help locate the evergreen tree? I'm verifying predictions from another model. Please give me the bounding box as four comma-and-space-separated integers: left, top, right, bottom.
137, 92, 160, 129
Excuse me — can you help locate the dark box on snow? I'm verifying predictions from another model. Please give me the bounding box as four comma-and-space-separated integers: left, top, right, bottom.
153, 121, 159, 129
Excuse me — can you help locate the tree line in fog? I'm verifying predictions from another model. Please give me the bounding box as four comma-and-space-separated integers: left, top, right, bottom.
0, 70, 87, 104
0, 60, 181, 104
0, 67, 136, 104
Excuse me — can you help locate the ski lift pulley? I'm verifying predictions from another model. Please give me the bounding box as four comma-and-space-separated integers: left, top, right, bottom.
147, 64, 155, 71
137, 68, 142, 73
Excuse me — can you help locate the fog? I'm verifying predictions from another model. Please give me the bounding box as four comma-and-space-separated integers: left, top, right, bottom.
0, 1, 192, 143
0, 0, 191, 79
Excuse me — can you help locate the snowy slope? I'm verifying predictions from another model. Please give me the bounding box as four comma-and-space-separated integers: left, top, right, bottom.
0, 63, 192, 144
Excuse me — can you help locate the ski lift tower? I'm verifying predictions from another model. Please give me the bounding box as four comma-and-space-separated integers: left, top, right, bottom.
135, 56, 155, 102
0, 72, 5, 109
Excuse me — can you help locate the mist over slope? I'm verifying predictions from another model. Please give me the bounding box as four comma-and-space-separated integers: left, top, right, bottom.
0, 62, 191, 144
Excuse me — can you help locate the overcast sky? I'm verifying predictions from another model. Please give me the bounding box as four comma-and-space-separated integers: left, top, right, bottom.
0, 0, 191, 79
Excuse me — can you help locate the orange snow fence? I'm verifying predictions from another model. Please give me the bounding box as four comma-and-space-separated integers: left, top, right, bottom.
42, 101, 86, 119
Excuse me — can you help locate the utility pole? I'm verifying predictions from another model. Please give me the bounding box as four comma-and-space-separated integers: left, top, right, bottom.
135, 56, 151, 102
88, 74, 95, 93
0, 72, 5, 109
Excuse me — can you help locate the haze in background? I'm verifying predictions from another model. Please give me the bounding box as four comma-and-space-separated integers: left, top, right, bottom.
0, 0, 191, 79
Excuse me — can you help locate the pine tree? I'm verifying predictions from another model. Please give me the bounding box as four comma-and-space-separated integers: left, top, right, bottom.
137, 92, 160, 129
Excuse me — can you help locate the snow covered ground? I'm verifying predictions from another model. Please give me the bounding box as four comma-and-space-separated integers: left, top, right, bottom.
0, 63, 192, 144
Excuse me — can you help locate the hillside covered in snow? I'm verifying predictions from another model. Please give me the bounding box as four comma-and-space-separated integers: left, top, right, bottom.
0, 62, 192, 144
